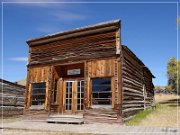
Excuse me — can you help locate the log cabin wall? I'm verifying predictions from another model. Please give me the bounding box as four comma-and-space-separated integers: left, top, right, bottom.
0, 79, 25, 116
121, 45, 154, 121
143, 70, 154, 109
25, 66, 52, 110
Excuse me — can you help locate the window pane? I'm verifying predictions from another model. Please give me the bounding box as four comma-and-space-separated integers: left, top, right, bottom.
99, 92, 111, 98
32, 88, 45, 94
32, 95, 45, 100
81, 105, 84, 110
77, 105, 80, 110
92, 78, 110, 86
78, 87, 80, 92
32, 82, 46, 89
78, 81, 80, 87
81, 87, 84, 92
31, 82, 46, 105
92, 86, 111, 92
92, 78, 111, 105
81, 81, 84, 87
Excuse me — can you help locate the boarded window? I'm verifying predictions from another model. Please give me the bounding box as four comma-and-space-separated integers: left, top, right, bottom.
92, 78, 111, 105
31, 82, 46, 105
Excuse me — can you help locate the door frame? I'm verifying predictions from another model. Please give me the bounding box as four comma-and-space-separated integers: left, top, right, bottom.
63, 79, 84, 114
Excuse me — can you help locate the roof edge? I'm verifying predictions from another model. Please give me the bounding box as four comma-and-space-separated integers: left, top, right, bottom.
27, 19, 120, 46
0, 78, 26, 89
122, 45, 155, 78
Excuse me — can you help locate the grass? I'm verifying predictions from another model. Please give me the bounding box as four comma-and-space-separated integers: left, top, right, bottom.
125, 94, 180, 128
126, 104, 160, 126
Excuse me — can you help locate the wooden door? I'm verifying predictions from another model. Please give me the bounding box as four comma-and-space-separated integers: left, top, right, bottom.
64, 80, 84, 113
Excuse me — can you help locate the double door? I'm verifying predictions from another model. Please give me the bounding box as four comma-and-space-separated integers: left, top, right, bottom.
64, 80, 84, 113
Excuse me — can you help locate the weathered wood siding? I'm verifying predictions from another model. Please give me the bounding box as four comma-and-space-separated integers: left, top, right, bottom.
25, 66, 52, 110
85, 58, 116, 108
0, 79, 25, 116
121, 47, 154, 121
87, 59, 115, 78
29, 31, 116, 65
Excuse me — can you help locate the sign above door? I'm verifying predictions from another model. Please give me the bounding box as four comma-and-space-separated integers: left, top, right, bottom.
67, 69, 81, 75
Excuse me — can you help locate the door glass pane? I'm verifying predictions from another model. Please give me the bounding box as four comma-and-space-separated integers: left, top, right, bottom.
77, 80, 84, 110
65, 82, 73, 110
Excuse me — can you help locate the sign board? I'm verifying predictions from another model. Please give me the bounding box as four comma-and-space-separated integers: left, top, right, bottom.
67, 69, 81, 75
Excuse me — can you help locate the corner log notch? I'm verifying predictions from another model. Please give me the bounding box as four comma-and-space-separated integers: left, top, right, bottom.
24, 19, 154, 123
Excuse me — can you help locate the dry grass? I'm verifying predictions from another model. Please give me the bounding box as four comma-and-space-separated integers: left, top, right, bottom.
155, 94, 179, 103
139, 94, 180, 128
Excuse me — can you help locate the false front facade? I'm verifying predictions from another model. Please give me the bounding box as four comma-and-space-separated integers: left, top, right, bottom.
25, 20, 154, 122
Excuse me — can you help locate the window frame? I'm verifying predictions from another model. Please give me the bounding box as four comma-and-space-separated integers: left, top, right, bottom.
31, 82, 46, 106
91, 78, 112, 107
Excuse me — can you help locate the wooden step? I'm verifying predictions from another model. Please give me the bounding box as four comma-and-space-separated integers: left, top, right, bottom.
84, 116, 121, 124
83, 108, 122, 124
47, 114, 84, 124
49, 114, 83, 119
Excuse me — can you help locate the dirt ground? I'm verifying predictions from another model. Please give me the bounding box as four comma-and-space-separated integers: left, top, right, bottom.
0, 129, 94, 135
1, 94, 179, 135
140, 94, 180, 128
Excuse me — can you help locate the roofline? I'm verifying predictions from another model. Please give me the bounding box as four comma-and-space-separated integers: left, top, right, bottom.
122, 45, 155, 78
27, 19, 120, 46
0, 78, 26, 89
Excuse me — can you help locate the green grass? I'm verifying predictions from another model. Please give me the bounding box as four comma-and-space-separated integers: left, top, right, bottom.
125, 104, 161, 126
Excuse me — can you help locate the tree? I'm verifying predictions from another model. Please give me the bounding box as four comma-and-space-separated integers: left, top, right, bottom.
167, 57, 180, 91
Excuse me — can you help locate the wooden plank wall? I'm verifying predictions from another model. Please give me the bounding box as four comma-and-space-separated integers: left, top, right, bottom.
29, 31, 116, 65
25, 66, 51, 110
121, 49, 154, 121
86, 58, 116, 108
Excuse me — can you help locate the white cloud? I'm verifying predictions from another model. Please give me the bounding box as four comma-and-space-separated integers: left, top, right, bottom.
3, 0, 68, 8
52, 11, 85, 21
9, 57, 28, 62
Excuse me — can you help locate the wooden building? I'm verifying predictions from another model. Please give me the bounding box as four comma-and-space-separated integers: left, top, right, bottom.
0, 79, 25, 116
25, 20, 155, 123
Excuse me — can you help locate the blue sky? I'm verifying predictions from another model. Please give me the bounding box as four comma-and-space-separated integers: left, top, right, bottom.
0, 0, 179, 86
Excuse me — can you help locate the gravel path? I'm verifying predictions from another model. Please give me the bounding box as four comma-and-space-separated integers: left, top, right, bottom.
1, 121, 179, 135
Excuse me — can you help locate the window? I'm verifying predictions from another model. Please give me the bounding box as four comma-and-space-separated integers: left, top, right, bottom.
53, 79, 58, 103
31, 82, 46, 105
92, 78, 111, 105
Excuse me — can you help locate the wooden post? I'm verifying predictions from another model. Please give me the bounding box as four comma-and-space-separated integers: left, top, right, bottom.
47, 66, 54, 111
57, 78, 63, 113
